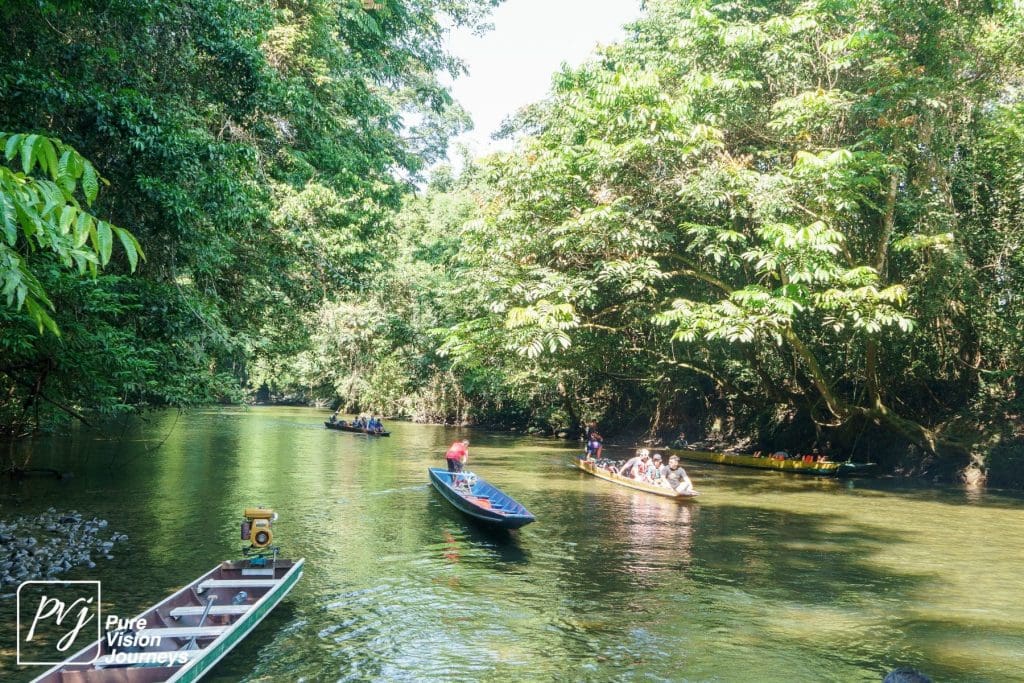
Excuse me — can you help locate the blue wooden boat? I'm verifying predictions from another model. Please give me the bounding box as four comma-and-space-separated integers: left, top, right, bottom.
428, 467, 535, 529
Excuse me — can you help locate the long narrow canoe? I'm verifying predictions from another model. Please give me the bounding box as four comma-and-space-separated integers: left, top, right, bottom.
667, 448, 874, 476
32, 557, 304, 683
573, 458, 699, 499
324, 421, 390, 437
428, 467, 535, 529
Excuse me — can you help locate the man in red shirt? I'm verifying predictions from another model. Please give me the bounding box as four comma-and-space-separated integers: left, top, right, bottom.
446, 439, 470, 473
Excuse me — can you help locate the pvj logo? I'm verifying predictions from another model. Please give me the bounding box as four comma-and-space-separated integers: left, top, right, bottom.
16, 580, 101, 665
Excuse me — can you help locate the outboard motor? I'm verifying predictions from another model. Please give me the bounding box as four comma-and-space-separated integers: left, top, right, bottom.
241, 507, 278, 549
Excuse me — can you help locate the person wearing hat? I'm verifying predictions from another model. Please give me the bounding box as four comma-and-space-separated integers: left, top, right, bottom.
648, 452, 666, 482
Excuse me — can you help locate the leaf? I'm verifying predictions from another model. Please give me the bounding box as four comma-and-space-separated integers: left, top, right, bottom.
0, 192, 16, 245
113, 226, 143, 271
96, 221, 113, 265
59, 205, 76, 234
4, 133, 22, 162
57, 150, 72, 180
75, 212, 93, 248
24, 296, 60, 336
82, 161, 99, 205
40, 138, 58, 179
22, 134, 42, 174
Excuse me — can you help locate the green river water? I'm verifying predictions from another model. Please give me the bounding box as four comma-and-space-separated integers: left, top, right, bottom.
2, 407, 1023, 682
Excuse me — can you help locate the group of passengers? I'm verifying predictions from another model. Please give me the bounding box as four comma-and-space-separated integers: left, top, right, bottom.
584, 446, 696, 495
329, 412, 386, 433
752, 448, 830, 463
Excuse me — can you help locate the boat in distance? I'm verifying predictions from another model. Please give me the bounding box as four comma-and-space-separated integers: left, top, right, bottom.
573, 457, 699, 499
324, 421, 390, 436
32, 556, 304, 682
428, 467, 536, 529
666, 448, 875, 476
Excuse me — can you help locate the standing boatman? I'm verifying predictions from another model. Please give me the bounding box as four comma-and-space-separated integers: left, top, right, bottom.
446, 439, 470, 473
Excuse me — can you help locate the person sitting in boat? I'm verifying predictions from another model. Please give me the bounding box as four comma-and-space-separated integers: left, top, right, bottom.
329, 411, 339, 424
670, 430, 688, 449
584, 432, 603, 460
618, 449, 651, 478
661, 454, 695, 494
630, 456, 655, 483
446, 439, 470, 473
771, 450, 788, 460
368, 415, 384, 433
648, 452, 666, 481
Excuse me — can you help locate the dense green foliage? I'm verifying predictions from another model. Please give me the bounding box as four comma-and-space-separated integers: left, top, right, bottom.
0, 0, 496, 434
3, 0, 1022, 483
1, 132, 142, 334
436, 0, 1024, 476
280, 0, 1024, 481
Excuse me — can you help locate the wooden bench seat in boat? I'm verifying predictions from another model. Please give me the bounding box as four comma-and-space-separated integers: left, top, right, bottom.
241, 567, 275, 576
169, 605, 251, 618
135, 625, 228, 639
199, 579, 277, 590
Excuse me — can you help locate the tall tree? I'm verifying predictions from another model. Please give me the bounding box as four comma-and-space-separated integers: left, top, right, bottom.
0, 0, 499, 433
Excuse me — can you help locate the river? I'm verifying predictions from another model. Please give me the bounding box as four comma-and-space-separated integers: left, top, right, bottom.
2, 407, 1023, 682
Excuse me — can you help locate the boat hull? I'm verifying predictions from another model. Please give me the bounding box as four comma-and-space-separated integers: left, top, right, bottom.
428, 467, 535, 529
324, 421, 390, 436
32, 558, 304, 683
667, 448, 873, 476
573, 458, 699, 499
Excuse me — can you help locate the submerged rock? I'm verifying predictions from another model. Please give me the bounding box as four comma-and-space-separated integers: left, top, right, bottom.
0, 510, 124, 590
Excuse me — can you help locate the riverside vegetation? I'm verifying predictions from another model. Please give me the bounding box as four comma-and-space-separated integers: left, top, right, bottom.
1, 0, 1023, 487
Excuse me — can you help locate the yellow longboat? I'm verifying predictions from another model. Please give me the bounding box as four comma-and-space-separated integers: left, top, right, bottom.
573, 458, 699, 499
666, 448, 874, 476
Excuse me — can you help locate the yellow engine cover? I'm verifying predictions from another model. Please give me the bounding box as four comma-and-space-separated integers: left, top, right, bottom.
244, 507, 275, 520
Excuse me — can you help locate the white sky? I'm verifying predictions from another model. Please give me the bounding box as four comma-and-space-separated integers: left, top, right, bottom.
445, 0, 643, 161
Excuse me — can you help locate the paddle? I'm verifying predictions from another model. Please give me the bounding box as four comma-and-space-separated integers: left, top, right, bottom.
185, 594, 217, 651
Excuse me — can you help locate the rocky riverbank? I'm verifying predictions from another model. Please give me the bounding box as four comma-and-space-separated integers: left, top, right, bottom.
0, 508, 125, 596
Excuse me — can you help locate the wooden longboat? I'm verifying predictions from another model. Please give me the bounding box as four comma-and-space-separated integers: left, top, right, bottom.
428, 468, 535, 529
573, 458, 699, 499
32, 557, 304, 683
323, 421, 390, 437
666, 448, 874, 476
